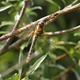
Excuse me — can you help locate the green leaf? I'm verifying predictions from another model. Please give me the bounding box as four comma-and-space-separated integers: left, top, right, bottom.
26, 12, 38, 22
61, 0, 66, 6
50, 64, 65, 70
18, 49, 23, 80
0, 5, 12, 12
0, 21, 13, 28
71, 0, 78, 5
26, 54, 47, 76
21, 77, 30, 80
0, 31, 8, 34
57, 41, 76, 45
20, 42, 27, 51
27, 12, 38, 16
30, 6, 42, 11
26, 6, 42, 13
19, 38, 32, 80
48, 53, 56, 60
72, 69, 80, 80
74, 33, 80, 36
8, 73, 19, 80
46, 0, 60, 9
21, 78, 27, 80
55, 46, 68, 53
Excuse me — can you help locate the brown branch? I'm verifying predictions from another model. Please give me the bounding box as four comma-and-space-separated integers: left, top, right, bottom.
43, 25, 80, 36
53, 63, 76, 80
0, 24, 80, 55
0, 0, 28, 54
0, 3, 80, 41
56, 53, 67, 60
12, 0, 28, 31
0, 32, 33, 55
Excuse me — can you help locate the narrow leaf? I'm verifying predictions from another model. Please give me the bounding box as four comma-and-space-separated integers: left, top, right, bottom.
49, 64, 65, 70
8, 73, 19, 80
0, 31, 8, 34
18, 49, 23, 80
30, 6, 42, 11
72, 69, 80, 80
74, 33, 80, 36
0, 21, 13, 28
71, 0, 78, 5
26, 6, 42, 13
0, 5, 12, 12
61, 0, 66, 6
26, 54, 47, 76
46, 0, 60, 9
22, 77, 29, 80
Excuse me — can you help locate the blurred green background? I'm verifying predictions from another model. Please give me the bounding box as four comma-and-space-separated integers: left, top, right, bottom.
0, 0, 80, 80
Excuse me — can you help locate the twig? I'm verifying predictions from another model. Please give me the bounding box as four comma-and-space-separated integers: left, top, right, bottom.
0, 24, 80, 55
43, 25, 80, 36
0, 32, 33, 55
56, 53, 67, 60
0, 0, 28, 54
53, 63, 76, 80
0, 3, 80, 41
12, 0, 28, 31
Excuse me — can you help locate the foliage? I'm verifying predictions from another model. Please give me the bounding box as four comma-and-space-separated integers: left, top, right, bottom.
0, 0, 80, 80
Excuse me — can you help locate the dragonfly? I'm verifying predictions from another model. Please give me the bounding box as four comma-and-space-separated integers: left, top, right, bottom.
26, 21, 44, 63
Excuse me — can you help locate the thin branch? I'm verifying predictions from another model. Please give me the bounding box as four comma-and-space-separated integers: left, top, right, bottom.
0, 32, 33, 55
0, 25, 80, 55
12, 0, 28, 31
0, 23, 80, 55
53, 63, 76, 80
0, 3, 80, 41
43, 25, 80, 36
0, 0, 28, 54
56, 53, 67, 60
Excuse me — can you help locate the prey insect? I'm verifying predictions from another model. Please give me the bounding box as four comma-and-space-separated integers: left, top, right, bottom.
26, 21, 44, 63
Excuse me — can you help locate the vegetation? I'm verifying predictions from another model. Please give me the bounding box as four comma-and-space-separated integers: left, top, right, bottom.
0, 0, 80, 80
